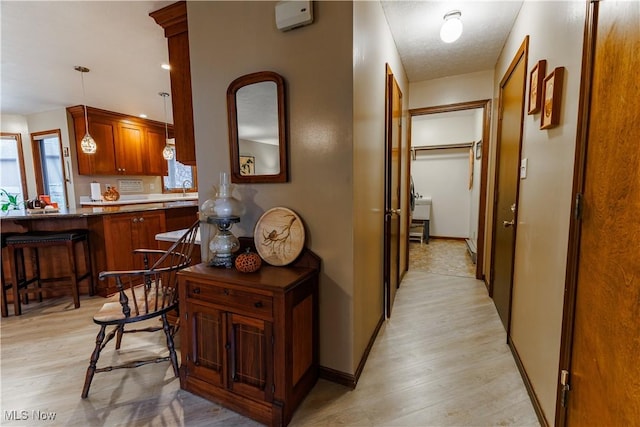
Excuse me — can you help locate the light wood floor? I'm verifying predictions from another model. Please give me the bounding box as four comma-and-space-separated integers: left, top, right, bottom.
0, 272, 538, 426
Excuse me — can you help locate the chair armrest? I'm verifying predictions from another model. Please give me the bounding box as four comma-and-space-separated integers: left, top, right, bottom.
132, 249, 168, 256
99, 269, 151, 280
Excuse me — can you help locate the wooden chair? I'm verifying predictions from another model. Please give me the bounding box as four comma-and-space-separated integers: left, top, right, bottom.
81, 221, 199, 399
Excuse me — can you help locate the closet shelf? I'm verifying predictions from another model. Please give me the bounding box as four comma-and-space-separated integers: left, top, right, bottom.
411, 142, 475, 160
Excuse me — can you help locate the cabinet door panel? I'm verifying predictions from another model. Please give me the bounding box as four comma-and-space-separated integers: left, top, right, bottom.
76, 117, 118, 175
187, 304, 225, 387
117, 123, 145, 174
228, 313, 272, 401
132, 212, 165, 251
103, 214, 136, 271
145, 127, 169, 176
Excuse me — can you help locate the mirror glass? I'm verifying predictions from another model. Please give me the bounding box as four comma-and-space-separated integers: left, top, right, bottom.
227, 71, 287, 183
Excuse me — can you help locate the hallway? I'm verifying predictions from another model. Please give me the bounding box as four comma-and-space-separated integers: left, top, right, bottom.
0, 271, 539, 426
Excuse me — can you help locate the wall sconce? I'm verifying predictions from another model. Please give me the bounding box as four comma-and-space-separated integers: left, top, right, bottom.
74, 66, 97, 154
440, 10, 463, 43
159, 91, 174, 160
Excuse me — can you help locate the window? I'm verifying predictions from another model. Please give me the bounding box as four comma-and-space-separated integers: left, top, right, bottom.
163, 148, 197, 193
0, 133, 28, 205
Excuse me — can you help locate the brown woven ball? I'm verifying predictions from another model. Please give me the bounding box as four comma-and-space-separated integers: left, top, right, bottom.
235, 248, 262, 273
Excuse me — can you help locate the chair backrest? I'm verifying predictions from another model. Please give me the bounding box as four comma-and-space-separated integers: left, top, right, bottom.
97, 221, 199, 321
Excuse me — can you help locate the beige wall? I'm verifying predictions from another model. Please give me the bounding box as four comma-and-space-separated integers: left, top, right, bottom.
352, 0, 409, 370
187, 1, 355, 373
493, 2, 586, 424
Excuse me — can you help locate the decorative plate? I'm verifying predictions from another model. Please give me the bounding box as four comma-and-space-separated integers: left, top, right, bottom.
254, 207, 305, 266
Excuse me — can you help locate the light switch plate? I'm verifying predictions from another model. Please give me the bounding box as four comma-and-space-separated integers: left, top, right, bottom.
520, 158, 528, 179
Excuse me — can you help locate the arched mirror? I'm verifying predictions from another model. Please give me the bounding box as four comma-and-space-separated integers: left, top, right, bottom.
227, 71, 288, 183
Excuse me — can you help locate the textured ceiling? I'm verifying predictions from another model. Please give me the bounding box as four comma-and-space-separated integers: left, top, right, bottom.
381, 1, 523, 82
1, 1, 522, 120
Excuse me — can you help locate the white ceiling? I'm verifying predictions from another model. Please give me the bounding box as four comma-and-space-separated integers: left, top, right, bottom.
1, 1, 522, 123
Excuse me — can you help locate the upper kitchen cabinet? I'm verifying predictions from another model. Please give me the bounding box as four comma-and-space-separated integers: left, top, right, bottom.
67, 105, 171, 176
150, 1, 197, 166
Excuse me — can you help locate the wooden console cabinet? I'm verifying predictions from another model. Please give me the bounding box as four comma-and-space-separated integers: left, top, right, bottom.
177, 250, 320, 426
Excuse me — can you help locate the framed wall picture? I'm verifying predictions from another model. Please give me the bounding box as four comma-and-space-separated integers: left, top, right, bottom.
528, 59, 546, 114
239, 155, 255, 175
541, 67, 565, 129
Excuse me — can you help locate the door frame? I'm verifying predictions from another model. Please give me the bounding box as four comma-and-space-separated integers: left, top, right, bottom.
406, 99, 491, 281
30, 129, 69, 207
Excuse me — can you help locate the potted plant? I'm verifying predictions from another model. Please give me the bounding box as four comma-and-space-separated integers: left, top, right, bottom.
0, 189, 24, 212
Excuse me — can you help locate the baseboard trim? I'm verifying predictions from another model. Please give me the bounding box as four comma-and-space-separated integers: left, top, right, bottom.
318, 366, 357, 389
508, 336, 550, 427
319, 313, 385, 390
429, 235, 467, 241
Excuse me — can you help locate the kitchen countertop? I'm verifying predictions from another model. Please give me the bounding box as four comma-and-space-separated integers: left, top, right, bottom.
0, 200, 199, 220
156, 228, 202, 244
79, 193, 198, 206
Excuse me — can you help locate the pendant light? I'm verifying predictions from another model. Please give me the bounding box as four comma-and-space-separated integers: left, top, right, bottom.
440, 10, 463, 43
159, 92, 174, 160
74, 66, 97, 154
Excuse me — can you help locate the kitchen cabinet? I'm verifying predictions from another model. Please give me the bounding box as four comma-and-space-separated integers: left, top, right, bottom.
67, 105, 171, 176
177, 249, 320, 426
150, 2, 197, 166
100, 211, 166, 293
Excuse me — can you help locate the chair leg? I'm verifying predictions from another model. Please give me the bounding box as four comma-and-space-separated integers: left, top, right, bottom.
8, 247, 22, 316
82, 324, 107, 399
162, 313, 179, 377
67, 240, 80, 309
115, 324, 124, 350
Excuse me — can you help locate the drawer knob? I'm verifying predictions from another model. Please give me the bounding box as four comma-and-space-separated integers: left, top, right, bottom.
224, 289, 230, 295
254, 301, 263, 308
192, 288, 200, 294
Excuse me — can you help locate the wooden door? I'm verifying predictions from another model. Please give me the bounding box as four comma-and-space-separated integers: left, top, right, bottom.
145, 126, 169, 176
78, 116, 117, 175
185, 302, 225, 387
227, 313, 273, 402
384, 65, 402, 318
116, 122, 145, 175
133, 211, 165, 252
103, 214, 137, 272
490, 37, 528, 331
559, 2, 640, 425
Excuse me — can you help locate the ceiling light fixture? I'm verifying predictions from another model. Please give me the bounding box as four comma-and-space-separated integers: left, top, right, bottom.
74, 66, 97, 154
159, 92, 174, 161
440, 10, 463, 43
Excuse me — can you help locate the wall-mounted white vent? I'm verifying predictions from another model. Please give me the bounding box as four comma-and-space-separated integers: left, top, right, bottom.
275, 0, 313, 32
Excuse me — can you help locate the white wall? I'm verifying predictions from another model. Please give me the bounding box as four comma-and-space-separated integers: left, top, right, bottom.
1, 114, 37, 199
411, 111, 481, 238
26, 109, 77, 207
493, 2, 586, 424
409, 69, 494, 109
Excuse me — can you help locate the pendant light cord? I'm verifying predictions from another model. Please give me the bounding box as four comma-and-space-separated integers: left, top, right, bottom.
80, 69, 90, 135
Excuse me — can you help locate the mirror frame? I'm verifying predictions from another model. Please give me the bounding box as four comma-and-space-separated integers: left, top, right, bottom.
227, 71, 288, 183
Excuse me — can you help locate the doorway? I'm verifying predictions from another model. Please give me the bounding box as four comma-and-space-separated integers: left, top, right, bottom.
407, 100, 491, 281
31, 130, 68, 208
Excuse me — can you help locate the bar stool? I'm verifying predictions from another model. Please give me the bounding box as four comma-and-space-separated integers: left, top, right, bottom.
5, 230, 93, 316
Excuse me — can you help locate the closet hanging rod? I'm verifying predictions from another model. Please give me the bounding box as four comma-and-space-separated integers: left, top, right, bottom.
412, 142, 474, 152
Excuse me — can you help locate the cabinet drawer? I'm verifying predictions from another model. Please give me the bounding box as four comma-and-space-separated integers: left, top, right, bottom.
186, 282, 273, 318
